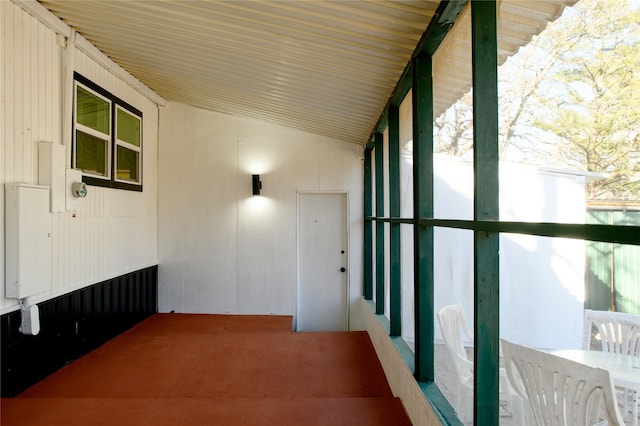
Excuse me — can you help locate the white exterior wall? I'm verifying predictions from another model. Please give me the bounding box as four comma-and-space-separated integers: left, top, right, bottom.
400, 155, 587, 350
158, 102, 363, 326
1, 1, 159, 313
498, 161, 586, 349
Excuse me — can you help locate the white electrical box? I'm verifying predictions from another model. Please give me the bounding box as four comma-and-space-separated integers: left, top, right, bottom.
4, 184, 52, 299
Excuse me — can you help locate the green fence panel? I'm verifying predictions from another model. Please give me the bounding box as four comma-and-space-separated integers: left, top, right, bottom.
586, 209, 640, 314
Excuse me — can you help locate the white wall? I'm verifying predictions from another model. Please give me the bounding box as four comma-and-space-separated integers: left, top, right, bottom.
399, 155, 587, 349
499, 161, 586, 349
158, 102, 363, 326
1, 1, 159, 314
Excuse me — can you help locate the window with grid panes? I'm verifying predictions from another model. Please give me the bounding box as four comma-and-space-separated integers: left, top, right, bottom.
73, 73, 142, 191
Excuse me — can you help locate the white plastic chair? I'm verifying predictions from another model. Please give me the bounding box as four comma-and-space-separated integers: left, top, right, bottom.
438, 304, 474, 422
437, 304, 522, 424
584, 309, 640, 421
584, 309, 640, 356
502, 338, 626, 426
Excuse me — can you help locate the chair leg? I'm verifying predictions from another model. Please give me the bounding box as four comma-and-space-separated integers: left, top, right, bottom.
456, 384, 473, 424
623, 388, 630, 414
632, 389, 639, 426
621, 388, 639, 426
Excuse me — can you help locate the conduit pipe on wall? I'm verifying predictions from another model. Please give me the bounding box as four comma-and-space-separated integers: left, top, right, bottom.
18, 298, 40, 336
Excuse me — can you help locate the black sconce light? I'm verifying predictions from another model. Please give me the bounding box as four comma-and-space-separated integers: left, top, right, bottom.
252, 174, 262, 196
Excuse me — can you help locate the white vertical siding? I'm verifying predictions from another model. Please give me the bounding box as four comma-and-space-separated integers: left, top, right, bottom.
2, 1, 63, 311
1, 2, 159, 313
158, 102, 364, 325
1, 2, 62, 184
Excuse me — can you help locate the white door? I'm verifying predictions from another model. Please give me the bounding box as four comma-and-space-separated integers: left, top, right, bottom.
297, 192, 348, 331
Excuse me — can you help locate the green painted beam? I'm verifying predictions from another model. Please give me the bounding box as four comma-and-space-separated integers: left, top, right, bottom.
471, 1, 500, 424
366, 136, 376, 150
417, 219, 640, 246
372, 64, 414, 137
388, 104, 402, 336
419, 382, 465, 426
412, 52, 435, 382
375, 132, 385, 315
371, 217, 640, 246
367, 0, 469, 147
364, 148, 373, 300
414, 0, 469, 57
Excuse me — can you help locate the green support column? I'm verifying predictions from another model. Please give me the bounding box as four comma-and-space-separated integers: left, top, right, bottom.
374, 132, 385, 315
412, 52, 435, 382
471, 1, 500, 425
388, 105, 401, 336
364, 147, 373, 300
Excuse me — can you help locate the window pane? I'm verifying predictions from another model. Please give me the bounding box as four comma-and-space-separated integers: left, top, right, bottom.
76, 86, 110, 134
76, 130, 108, 176
497, 0, 640, 223
372, 148, 377, 306
117, 108, 141, 147
585, 211, 640, 314
499, 234, 587, 425
400, 91, 413, 217
434, 227, 474, 425
116, 145, 139, 182
433, 5, 474, 221
432, 6, 475, 423
400, 224, 414, 348
399, 92, 415, 349
383, 127, 390, 320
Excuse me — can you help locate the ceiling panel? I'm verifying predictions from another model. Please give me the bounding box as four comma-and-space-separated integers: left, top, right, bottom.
38, 0, 575, 145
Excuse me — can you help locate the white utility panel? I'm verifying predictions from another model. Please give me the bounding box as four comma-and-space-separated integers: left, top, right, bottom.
5, 184, 52, 299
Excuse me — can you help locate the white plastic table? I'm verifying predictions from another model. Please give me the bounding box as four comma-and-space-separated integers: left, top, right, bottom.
552, 349, 640, 426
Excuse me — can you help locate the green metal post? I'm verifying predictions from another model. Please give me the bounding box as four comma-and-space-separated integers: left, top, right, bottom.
375, 132, 385, 315
471, 1, 500, 425
412, 52, 435, 382
364, 147, 373, 300
388, 105, 402, 336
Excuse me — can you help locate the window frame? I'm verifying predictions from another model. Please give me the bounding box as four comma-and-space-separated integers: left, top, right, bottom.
72, 72, 143, 192
73, 83, 112, 180
363, 2, 639, 425
114, 105, 142, 185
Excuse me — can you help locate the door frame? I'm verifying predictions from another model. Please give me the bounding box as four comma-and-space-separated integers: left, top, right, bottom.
296, 190, 350, 331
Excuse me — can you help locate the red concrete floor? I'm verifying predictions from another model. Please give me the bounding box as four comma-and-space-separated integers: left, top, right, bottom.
1, 314, 412, 425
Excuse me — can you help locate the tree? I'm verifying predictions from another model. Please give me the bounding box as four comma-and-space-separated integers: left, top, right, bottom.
434, 92, 473, 157
434, 0, 640, 200
434, 9, 583, 161
532, 0, 640, 200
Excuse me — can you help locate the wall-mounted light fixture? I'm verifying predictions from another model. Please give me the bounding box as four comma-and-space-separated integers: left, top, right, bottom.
252, 174, 262, 196
71, 181, 87, 198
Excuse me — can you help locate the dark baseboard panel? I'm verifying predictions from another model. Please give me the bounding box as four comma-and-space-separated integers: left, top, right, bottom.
1, 265, 158, 397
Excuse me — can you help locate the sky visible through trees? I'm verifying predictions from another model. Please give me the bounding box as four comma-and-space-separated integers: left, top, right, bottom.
434, 0, 640, 201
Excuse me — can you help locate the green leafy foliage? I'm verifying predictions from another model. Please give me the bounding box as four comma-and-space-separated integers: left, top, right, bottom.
435, 0, 640, 200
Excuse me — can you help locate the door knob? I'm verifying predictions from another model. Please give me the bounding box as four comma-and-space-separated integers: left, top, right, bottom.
340, 267, 346, 272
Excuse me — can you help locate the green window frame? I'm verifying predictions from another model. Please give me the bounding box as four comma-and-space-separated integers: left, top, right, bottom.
72, 73, 143, 191
364, 1, 639, 425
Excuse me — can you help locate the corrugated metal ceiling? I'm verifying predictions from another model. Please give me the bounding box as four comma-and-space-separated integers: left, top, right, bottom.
38, 0, 575, 145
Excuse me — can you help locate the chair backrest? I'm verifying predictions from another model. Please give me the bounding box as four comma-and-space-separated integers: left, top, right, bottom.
583, 309, 640, 356
437, 304, 474, 383
502, 339, 625, 426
